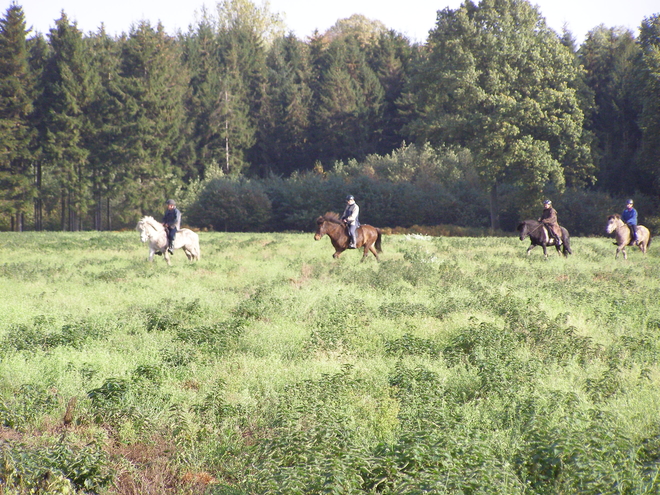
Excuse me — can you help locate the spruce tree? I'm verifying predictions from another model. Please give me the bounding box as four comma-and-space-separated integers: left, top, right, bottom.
85, 27, 124, 229
182, 17, 226, 180
116, 21, 189, 218
311, 36, 384, 164
39, 12, 91, 231
0, 3, 35, 230
27, 33, 49, 230
253, 34, 313, 175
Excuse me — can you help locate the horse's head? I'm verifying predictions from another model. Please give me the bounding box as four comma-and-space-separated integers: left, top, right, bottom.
517, 222, 528, 241
136, 216, 161, 243
314, 216, 327, 241
136, 220, 148, 243
605, 214, 620, 234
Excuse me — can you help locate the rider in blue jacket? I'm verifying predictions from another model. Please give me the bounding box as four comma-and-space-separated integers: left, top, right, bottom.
621, 199, 638, 244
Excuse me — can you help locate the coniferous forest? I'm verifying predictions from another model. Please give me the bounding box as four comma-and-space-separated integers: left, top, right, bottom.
1, 0, 659, 234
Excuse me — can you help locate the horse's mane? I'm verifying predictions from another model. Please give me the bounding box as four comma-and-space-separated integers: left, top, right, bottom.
321, 212, 343, 225
137, 216, 164, 232
610, 213, 621, 220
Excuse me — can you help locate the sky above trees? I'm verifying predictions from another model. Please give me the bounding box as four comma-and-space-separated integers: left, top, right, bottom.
15, 0, 659, 43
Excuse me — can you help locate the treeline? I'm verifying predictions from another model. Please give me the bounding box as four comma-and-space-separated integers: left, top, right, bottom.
0, 0, 659, 233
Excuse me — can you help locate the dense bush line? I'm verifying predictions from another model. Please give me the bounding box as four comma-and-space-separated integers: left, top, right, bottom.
184, 161, 657, 235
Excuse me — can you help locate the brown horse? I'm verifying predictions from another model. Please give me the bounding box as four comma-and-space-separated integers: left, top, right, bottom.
314, 212, 382, 261
605, 214, 652, 259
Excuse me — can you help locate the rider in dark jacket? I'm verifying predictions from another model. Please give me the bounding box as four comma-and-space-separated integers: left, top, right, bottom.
340, 195, 360, 248
538, 199, 562, 246
162, 199, 181, 254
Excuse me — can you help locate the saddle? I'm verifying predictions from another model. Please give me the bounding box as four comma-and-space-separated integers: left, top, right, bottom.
542, 225, 561, 244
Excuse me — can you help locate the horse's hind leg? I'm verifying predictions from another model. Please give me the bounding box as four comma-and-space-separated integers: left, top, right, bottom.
368, 244, 380, 261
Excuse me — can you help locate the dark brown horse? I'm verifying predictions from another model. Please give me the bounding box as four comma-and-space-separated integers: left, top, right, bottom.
517, 219, 572, 258
314, 212, 382, 261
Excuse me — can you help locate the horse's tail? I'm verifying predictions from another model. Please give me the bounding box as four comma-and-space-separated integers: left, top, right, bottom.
375, 228, 383, 253
192, 233, 201, 260
561, 228, 572, 255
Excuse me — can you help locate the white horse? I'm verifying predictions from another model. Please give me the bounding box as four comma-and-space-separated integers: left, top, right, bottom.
605, 214, 651, 260
136, 216, 200, 265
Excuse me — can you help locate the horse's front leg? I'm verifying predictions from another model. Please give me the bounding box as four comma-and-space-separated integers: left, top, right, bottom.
148, 248, 156, 262
526, 244, 535, 255
333, 250, 343, 259
617, 245, 627, 260
542, 244, 548, 258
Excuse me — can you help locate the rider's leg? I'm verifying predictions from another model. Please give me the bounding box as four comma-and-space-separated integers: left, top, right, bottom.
552, 227, 562, 246
168, 227, 177, 253
630, 225, 638, 245
348, 224, 357, 248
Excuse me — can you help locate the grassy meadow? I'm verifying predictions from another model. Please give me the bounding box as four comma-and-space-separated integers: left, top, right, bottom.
1, 229, 660, 494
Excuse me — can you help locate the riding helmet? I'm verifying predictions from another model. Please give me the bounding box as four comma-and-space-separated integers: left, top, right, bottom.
626, 199, 634, 205
543, 199, 552, 205
345, 195, 355, 201
165, 199, 176, 205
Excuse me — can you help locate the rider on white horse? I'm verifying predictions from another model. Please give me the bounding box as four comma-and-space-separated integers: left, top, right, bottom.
162, 199, 181, 255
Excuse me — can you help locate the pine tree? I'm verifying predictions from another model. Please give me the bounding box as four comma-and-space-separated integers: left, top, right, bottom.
115, 21, 189, 219
27, 32, 49, 230
0, 3, 35, 231
253, 34, 313, 175
367, 31, 414, 154
182, 16, 226, 180
214, 0, 273, 174
311, 36, 384, 164
39, 12, 92, 231
84, 27, 124, 229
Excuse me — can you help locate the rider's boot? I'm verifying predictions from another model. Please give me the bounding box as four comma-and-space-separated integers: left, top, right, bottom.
553, 232, 562, 246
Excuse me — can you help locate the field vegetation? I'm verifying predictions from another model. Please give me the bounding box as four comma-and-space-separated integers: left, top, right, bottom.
1, 230, 659, 494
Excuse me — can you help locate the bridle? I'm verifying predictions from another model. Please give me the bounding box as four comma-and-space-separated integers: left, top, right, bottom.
523, 221, 544, 238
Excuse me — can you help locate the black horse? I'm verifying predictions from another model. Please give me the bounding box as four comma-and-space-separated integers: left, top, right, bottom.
517, 220, 572, 257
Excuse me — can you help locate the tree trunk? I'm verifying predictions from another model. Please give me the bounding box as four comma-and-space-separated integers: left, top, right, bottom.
489, 182, 500, 230
94, 194, 102, 231
34, 162, 42, 231
61, 194, 66, 231
225, 90, 230, 174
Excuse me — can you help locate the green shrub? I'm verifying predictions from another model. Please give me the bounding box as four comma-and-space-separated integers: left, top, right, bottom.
0, 440, 112, 493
